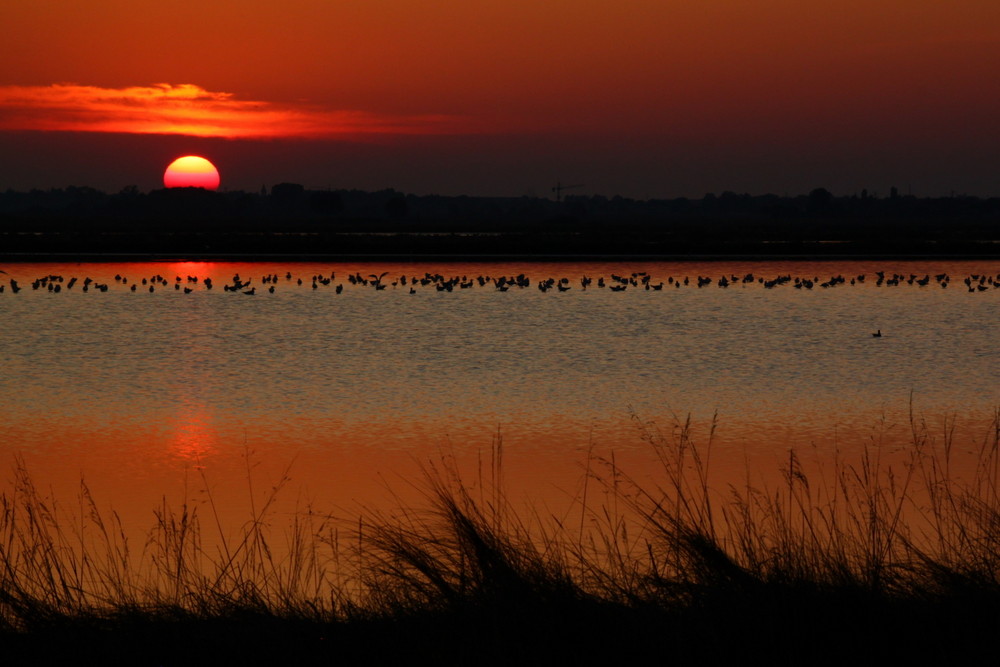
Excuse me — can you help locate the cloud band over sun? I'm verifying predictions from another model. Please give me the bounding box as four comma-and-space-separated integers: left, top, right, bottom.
0, 83, 477, 138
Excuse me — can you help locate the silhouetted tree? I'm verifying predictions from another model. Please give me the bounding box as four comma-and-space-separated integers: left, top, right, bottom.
808, 187, 833, 212
386, 194, 408, 220
271, 182, 305, 203
309, 190, 343, 215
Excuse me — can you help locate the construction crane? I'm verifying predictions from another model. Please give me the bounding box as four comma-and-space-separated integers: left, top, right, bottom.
552, 181, 584, 202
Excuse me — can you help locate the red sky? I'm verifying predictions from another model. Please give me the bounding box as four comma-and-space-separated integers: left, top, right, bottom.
1, 0, 998, 197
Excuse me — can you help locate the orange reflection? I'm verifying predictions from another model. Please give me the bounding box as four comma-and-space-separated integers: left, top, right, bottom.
3, 407, 998, 558
162, 261, 219, 276
168, 402, 217, 465
3, 258, 1000, 553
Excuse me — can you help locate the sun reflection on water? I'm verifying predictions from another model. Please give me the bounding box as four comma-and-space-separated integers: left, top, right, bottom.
1, 258, 998, 543
169, 402, 217, 465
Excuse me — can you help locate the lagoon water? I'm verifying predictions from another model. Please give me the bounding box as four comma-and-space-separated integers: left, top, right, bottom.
1, 259, 999, 534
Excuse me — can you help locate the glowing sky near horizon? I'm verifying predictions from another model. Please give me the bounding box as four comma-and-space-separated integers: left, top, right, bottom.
1, 0, 999, 196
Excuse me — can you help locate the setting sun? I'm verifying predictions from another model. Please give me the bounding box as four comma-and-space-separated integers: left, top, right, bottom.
163, 155, 220, 190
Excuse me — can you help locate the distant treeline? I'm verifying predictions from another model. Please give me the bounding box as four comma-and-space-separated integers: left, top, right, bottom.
1, 184, 998, 256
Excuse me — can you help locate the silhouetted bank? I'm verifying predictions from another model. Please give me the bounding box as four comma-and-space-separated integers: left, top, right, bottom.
1, 185, 998, 257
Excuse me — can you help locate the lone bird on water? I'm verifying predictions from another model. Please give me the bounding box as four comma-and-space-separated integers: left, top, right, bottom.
872, 329, 882, 338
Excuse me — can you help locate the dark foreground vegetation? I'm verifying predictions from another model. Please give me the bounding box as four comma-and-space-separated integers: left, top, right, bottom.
3, 416, 1000, 665
2, 185, 999, 257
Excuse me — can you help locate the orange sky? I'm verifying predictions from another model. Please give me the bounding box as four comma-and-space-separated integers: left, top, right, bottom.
1, 1, 998, 196
0, 83, 481, 137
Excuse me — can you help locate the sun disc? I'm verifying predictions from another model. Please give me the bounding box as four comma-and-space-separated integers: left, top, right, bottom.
163, 156, 220, 190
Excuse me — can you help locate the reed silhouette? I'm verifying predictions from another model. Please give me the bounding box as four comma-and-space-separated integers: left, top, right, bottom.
1, 411, 999, 663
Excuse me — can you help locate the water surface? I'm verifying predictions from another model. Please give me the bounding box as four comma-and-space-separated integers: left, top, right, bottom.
2, 259, 998, 531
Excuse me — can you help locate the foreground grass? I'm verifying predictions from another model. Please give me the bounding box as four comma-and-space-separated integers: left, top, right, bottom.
3, 414, 1000, 665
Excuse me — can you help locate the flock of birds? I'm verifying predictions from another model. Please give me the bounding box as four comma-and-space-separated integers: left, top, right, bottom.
2, 269, 1000, 297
